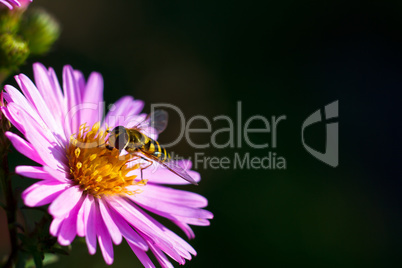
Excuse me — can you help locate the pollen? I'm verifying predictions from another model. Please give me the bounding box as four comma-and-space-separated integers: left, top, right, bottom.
67, 122, 143, 197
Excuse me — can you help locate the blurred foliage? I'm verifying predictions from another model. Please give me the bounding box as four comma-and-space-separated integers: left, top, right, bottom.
15, 212, 70, 268
0, 33, 29, 70
19, 8, 60, 55
0, 7, 60, 81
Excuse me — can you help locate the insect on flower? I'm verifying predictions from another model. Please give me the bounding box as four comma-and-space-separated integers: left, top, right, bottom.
107, 109, 198, 185
2, 63, 213, 266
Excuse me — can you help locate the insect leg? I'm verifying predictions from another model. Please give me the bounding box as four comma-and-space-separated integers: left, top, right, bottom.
120, 155, 141, 171
139, 156, 153, 183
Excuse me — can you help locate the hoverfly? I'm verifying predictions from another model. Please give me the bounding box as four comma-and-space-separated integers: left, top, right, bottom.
106, 110, 198, 185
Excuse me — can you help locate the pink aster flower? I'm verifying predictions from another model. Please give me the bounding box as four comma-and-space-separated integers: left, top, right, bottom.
0, 0, 31, 9
2, 63, 213, 266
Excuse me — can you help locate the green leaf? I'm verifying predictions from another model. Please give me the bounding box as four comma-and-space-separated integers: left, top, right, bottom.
24, 258, 34, 268
16, 251, 29, 268
32, 252, 43, 268
42, 254, 59, 266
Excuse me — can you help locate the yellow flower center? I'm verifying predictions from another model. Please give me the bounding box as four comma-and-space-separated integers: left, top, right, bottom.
67, 123, 144, 197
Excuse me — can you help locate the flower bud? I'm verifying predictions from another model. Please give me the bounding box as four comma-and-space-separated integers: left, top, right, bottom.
0, 32, 29, 70
19, 8, 60, 55
0, 9, 21, 34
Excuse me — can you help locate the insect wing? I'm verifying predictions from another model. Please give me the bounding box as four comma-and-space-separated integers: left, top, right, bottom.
140, 149, 198, 185
134, 109, 168, 133
133, 110, 168, 137
148, 109, 168, 134
161, 159, 198, 185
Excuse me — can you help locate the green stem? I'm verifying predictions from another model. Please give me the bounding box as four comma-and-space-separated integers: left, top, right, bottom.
1, 154, 18, 268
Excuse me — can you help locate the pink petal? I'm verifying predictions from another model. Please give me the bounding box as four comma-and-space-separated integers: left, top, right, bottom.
17, 74, 66, 144
0, 0, 14, 9
15, 166, 54, 180
81, 72, 104, 127
4, 104, 27, 134
33, 63, 64, 124
43, 166, 70, 183
58, 199, 82, 246
127, 242, 155, 268
62, 65, 81, 138
4, 85, 42, 124
19, 110, 67, 171
73, 70, 86, 97
84, 196, 97, 255
104, 96, 144, 129
6, 132, 45, 166
76, 198, 86, 237
107, 206, 148, 251
178, 159, 193, 169
1, 106, 24, 134
116, 201, 183, 263
50, 217, 63, 236
172, 221, 195, 239
124, 113, 147, 129
98, 199, 122, 245
140, 184, 208, 208
107, 199, 184, 262
129, 194, 213, 219
166, 230, 196, 258
134, 205, 197, 259
48, 67, 65, 113
129, 100, 144, 116
106, 197, 167, 243
96, 205, 114, 265
149, 244, 175, 268
22, 180, 66, 207
48, 186, 82, 218
173, 216, 211, 226
155, 222, 193, 261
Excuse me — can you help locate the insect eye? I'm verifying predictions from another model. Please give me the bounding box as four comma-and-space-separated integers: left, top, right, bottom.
111, 127, 128, 151
114, 126, 126, 134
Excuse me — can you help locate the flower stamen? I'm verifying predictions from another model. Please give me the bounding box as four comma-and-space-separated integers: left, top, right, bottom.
67, 123, 142, 198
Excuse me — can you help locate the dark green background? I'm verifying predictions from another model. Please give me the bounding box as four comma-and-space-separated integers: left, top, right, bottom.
7, 0, 402, 267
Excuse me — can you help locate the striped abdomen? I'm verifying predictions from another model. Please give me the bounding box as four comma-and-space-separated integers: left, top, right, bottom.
140, 135, 170, 163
